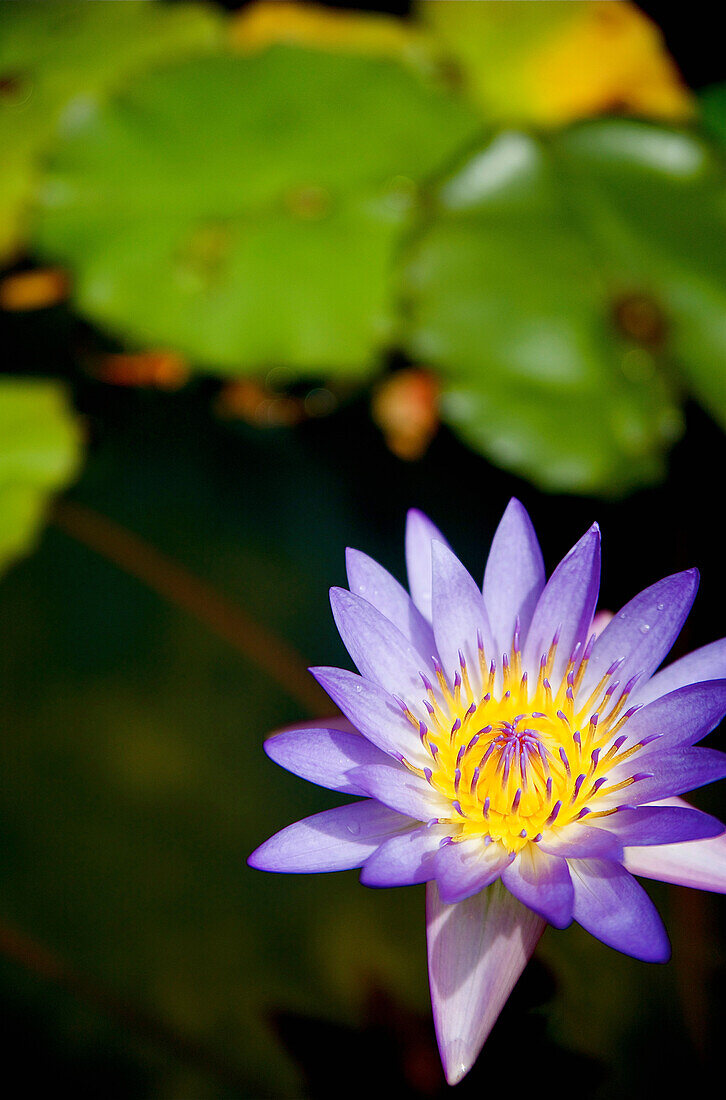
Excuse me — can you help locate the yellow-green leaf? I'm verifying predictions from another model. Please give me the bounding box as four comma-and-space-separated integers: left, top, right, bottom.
0, 377, 82, 573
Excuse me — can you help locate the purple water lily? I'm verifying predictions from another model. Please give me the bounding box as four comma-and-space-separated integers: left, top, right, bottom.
249, 501, 726, 1084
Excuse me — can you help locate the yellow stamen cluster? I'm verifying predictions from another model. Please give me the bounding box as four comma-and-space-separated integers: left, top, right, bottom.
400, 631, 647, 854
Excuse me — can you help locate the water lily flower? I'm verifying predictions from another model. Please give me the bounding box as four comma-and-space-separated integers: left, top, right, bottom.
249, 500, 726, 1084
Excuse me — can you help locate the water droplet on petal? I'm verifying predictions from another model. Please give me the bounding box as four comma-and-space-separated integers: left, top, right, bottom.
619, 612, 627, 620
640, 623, 650, 634
656, 602, 665, 611
355, 685, 362, 693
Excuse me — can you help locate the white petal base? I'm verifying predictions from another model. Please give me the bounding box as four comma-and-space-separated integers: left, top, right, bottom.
426, 880, 545, 1085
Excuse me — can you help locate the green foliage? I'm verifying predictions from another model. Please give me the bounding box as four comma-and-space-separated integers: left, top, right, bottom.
417, 0, 583, 119
1, 1, 725, 496
402, 121, 726, 493
700, 83, 726, 148
33, 47, 481, 377
0, 0, 222, 259
0, 378, 81, 574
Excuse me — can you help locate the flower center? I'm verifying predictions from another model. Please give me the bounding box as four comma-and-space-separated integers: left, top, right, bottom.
398, 627, 651, 853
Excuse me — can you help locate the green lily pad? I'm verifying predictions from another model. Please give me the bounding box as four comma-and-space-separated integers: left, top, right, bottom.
417, 0, 582, 121
0, 0, 222, 260
415, 0, 693, 128
555, 121, 726, 433
0, 377, 82, 573
402, 121, 726, 494
32, 47, 482, 377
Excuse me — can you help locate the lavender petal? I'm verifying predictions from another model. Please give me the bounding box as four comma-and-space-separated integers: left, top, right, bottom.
310, 666, 428, 765
349, 762, 445, 821
248, 800, 414, 873
482, 498, 545, 657
523, 524, 600, 685
330, 587, 431, 696
570, 859, 670, 962
537, 824, 623, 861
431, 540, 495, 691
604, 746, 726, 805
580, 570, 699, 699
433, 838, 510, 904
264, 725, 394, 795
604, 804, 724, 846
405, 509, 451, 622
501, 846, 574, 928
611, 679, 726, 754
623, 798, 726, 892
360, 823, 447, 887
427, 880, 545, 1086
633, 637, 726, 708
346, 547, 436, 657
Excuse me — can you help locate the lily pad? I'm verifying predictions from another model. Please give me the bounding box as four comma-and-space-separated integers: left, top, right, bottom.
33, 47, 482, 377
416, 0, 693, 126
0, 377, 82, 573
402, 121, 726, 494
0, 0, 222, 260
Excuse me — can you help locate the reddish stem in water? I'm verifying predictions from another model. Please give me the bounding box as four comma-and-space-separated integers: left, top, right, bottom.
52, 500, 330, 716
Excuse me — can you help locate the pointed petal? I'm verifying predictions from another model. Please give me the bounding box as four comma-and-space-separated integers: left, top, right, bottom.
523, 524, 600, 684
538, 824, 623, 861
610, 680, 726, 754
329, 587, 429, 696
624, 800, 726, 892
346, 548, 436, 656
433, 838, 510, 903
431, 540, 495, 690
633, 637, 726, 708
248, 800, 413, 873
405, 509, 451, 621
427, 880, 545, 1086
310, 666, 427, 765
482, 498, 545, 657
604, 804, 724, 846
360, 823, 448, 887
581, 570, 699, 699
605, 746, 726, 805
264, 726, 392, 795
569, 859, 670, 962
501, 846, 574, 928
350, 762, 445, 821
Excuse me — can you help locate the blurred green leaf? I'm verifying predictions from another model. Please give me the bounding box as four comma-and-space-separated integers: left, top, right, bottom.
416, 0, 693, 126
418, 0, 580, 118
402, 120, 726, 494
0, 377, 81, 573
32, 47, 481, 378
0, 0, 222, 260
556, 122, 726, 434
700, 83, 726, 147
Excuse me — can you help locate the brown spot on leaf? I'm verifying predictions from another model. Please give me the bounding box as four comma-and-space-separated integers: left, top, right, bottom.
612, 292, 667, 348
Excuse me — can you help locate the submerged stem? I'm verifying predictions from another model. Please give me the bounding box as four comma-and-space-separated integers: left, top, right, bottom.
52, 500, 329, 715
